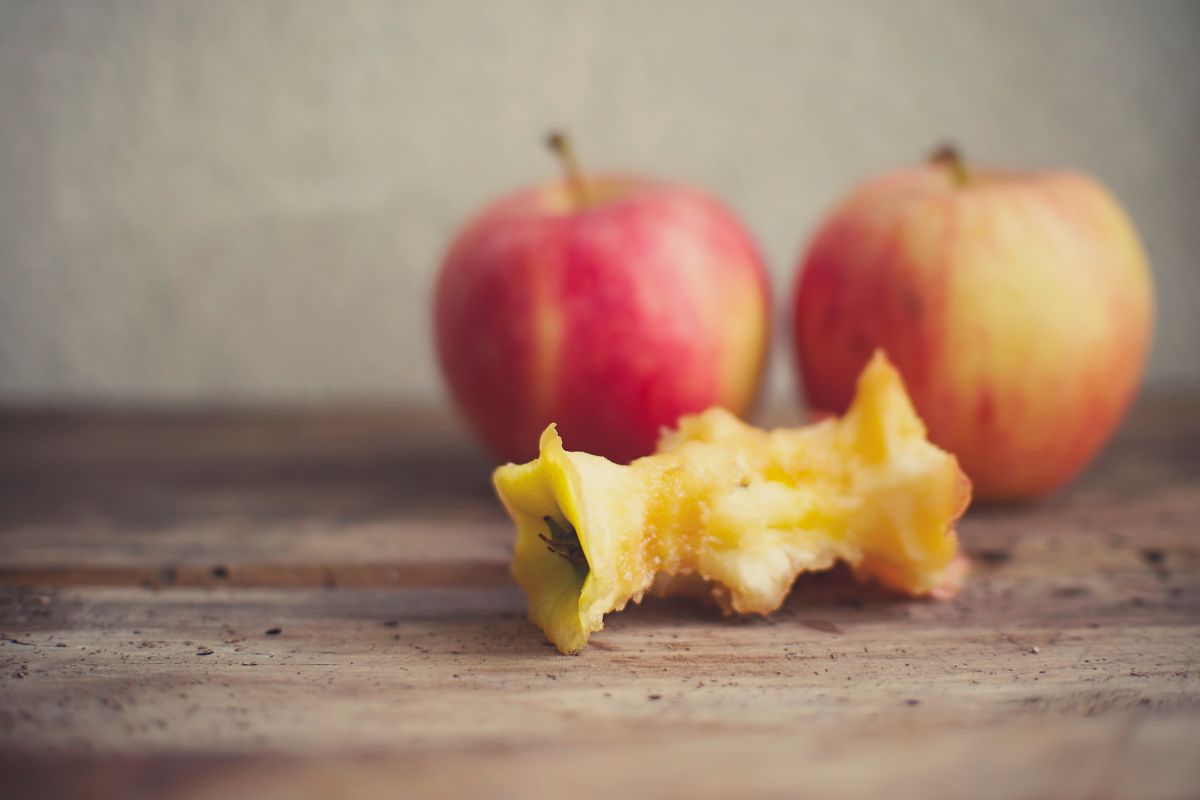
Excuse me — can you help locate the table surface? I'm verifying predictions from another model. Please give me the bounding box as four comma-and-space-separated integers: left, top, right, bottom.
1, 396, 1198, 800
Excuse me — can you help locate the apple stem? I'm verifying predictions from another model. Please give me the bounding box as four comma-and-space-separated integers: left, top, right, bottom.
546, 131, 591, 210
930, 143, 971, 187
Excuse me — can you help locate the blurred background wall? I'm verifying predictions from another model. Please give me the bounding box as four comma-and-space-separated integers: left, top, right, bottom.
1, 0, 1197, 407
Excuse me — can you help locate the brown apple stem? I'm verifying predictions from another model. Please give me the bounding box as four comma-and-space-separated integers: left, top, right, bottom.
930, 143, 971, 187
546, 131, 591, 210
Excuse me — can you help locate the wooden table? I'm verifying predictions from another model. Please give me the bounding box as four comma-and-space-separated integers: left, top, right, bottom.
1, 397, 1198, 799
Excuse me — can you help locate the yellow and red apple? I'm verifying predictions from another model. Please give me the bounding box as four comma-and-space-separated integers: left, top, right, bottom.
792, 147, 1154, 501
436, 135, 770, 464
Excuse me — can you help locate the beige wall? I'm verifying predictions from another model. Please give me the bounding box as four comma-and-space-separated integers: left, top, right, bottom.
1, 0, 1197, 406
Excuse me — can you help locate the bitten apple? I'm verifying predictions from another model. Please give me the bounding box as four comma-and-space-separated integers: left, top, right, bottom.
792, 146, 1154, 501
436, 134, 770, 464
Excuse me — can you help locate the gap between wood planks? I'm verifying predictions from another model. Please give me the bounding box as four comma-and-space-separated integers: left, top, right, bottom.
0, 560, 511, 589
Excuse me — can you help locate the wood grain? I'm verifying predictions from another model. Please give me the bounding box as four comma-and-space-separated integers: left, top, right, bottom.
1, 396, 1198, 799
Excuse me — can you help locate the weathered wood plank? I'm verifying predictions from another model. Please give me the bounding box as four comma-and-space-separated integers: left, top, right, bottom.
1, 510, 1197, 750
0, 570, 1197, 798
4, 712, 1200, 800
0, 395, 1197, 799
1, 395, 1197, 586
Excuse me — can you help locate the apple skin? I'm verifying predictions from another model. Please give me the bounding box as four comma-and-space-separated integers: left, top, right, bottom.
436, 175, 770, 464
792, 163, 1154, 501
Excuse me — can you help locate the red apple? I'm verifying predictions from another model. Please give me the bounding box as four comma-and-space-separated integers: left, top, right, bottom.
792, 146, 1154, 501
435, 134, 770, 464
